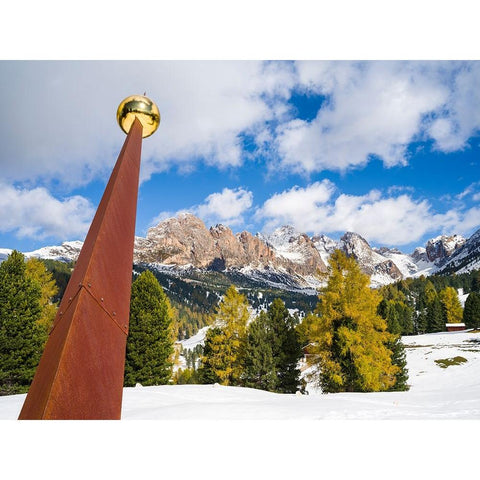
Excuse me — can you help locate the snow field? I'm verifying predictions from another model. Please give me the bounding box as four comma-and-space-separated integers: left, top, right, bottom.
1, 330, 479, 420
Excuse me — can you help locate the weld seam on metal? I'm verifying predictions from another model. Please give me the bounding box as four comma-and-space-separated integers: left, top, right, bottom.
80, 284, 129, 336
48, 286, 83, 336
49, 284, 128, 336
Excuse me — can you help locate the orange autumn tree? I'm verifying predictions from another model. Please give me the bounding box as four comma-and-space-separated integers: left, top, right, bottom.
305, 250, 398, 393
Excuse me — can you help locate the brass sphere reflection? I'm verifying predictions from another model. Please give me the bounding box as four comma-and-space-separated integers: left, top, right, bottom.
116, 95, 160, 138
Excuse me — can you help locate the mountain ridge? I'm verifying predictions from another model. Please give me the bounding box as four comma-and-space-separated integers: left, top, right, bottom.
2, 214, 479, 291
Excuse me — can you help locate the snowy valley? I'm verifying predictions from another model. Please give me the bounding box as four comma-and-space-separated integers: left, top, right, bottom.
1, 329, 479, 419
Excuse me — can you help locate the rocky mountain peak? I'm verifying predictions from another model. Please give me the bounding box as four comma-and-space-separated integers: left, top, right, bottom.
340, 232, 372, 258
411, 246, 428, 263
266, 225, 301, 248
7, 212, 479, 290
264, 226, 327, 274
340, 232, 403, 284
133, 215, 327, 277
435, 228, 480, 275
312, 234, 338, 265
425, 234, 466, 264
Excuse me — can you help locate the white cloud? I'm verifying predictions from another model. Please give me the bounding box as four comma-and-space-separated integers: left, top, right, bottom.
274, 61, 449, 174
257, 182, 480, 246
429, 62, 480, 151
150, 187, 253, 229
3, 61, 480, 187
197, 188, 253, 226
0, 183, 94, 240
257, 180, 335, 227
456, 182, 480, 200
0, 61, 296, 186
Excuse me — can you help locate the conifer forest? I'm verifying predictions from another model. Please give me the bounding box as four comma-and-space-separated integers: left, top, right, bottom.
0, 250, 479, 395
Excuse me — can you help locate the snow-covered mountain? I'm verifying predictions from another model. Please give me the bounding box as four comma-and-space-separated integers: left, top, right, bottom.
0, 241, 83, 263
25, 241, 83, 262
2, 214, 479, 290
435, 229, 480, 275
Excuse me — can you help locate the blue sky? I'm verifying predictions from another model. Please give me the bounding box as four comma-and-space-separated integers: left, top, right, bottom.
1, 60, 480, 254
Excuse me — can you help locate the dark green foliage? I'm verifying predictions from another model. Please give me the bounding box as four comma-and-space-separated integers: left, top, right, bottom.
377, 297, 410, 390
39, 259, 75, 303
171, 302, 211, 341
387, 336, 409, 391
268, 299, 303, 393
463, 292, 480, 329
197, 326, 223, 384
124, 270, 174, 387
134, 264, 318, 337
243, 299, 303, 393
378, 299, 414, 335
379, 271, 480, 334
0, 251, 46, 395
471, 271, 480, 293
242, 312, 277, 391
426, 297, 445, 332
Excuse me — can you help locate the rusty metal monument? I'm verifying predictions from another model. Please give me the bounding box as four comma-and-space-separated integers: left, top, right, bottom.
18, 95, 160, 419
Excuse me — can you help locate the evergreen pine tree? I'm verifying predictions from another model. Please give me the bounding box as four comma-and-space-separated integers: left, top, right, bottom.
387, 337, 409, 391
267, 298, 303, 393
124, 270, 174, 387
0, 251, 45, 395
242, 312, 277, 391
439, 286, 463, 324
306, 250, 398, 393
243, 299, 303, 393
426, 296, 444, 332
471, 271, 480, 293
377, 297, 409, 391
463, 292, 480, 329
415, 280, 437, 333
198, 285, 249, 386
197, 326, 223, 384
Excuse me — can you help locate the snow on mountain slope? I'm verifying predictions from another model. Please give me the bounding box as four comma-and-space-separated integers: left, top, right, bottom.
1, 218, 479, 291
179, 326, 208, 350
2, 330, 479, 420
312, 234, 338, 265
436, 228, 480, 275
263, 226, 305, 262
24, 241, 83, 262
374, 248, 418, 277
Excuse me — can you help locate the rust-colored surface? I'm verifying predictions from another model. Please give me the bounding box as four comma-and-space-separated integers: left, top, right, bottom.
18, 118, 144, 420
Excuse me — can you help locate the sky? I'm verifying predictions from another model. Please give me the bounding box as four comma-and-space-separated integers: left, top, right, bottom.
1, 60, 480, 254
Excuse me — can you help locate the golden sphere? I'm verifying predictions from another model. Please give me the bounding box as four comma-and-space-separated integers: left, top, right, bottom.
116, 95, 160, 138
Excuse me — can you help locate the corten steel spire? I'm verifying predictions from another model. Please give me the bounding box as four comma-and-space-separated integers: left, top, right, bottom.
18, 95, 160, 420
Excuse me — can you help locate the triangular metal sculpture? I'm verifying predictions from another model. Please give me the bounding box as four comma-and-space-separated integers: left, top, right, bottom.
18, 96, 160, 419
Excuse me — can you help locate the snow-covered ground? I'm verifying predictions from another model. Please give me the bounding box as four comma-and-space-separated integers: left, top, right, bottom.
1, 330, 479, 420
